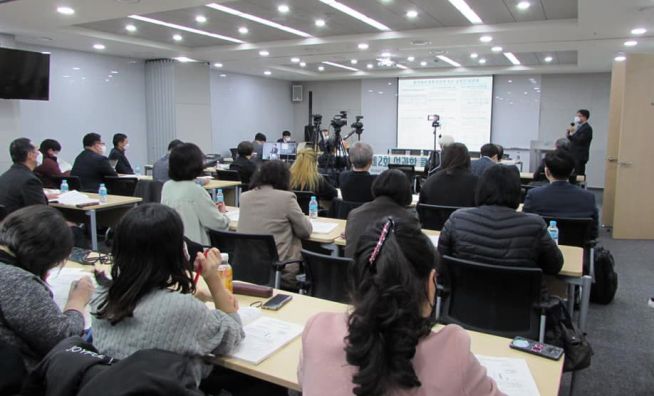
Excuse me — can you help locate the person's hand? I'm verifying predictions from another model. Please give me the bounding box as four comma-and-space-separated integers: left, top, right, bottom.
194, 248, 222, 281
64, 276, 95, 312
45, 191, 60, 200
215, 202, 226, 213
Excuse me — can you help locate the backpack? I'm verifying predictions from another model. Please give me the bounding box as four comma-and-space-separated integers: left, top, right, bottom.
590, 246, 618, 304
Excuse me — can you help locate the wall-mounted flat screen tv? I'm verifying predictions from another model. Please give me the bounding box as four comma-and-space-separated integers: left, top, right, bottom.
0, 47, 50, 100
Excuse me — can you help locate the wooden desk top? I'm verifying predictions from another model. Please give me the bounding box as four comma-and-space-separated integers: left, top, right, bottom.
204, 180, 242, 190
50, 193, 142, 211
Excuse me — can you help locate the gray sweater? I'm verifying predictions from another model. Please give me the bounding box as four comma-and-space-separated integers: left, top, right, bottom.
0, 262, 85, 369
91, 287, 244, 385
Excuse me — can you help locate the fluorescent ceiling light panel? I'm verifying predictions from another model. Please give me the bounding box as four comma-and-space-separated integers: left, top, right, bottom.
174, 57, 198, 63
503, 52, 521, 65
631, 28, 646, 35
319, 0, 391, 31
448, 0, 483, 24
129, 15, 244, 44
437, 55, 461, 67
206, 3, 312, 38
322, 61, 359, 72
396, 64, 409, 70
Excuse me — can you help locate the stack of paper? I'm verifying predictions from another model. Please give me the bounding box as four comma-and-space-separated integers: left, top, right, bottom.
476, 355, 540, 396
47, 267, 97, 329
225, 210, 240, 222
310, 221, 338, 234
228, 317, 303, 365
56, 191, 100, 206
237, 307, 262, 326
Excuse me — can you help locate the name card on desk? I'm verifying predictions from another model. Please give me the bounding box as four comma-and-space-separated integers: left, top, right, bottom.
310, 221, 338, 234
476, 355, 540, 396
228, 317, 303, 365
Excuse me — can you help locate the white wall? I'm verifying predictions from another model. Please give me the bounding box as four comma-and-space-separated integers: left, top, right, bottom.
175, 62, 212, 150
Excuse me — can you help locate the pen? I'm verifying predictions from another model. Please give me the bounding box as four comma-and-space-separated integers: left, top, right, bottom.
193, 250, 209, 285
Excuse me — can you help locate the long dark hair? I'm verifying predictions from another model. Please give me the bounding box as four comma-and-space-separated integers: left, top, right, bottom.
441, 143, 471, 175
346, 217, 437, 396
95, 204, 194, 325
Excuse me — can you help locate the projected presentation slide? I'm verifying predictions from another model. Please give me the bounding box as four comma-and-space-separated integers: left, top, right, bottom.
397, 76, 494, 151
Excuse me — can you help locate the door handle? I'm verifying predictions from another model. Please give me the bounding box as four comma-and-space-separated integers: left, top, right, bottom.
617, 161, 632, 166
607, 157, 618, 162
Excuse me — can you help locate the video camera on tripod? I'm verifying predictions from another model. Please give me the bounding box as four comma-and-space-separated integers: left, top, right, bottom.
428, 114, 441, 128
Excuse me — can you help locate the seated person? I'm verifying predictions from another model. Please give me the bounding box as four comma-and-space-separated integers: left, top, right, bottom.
91, 203, 243, 389
470, 143, 499, 177
108, 133, 134, 174
277, 130, 294, 143
290, 148, 337, 203
532, 138, 577, 184
524, 149, 599, 239
0, 138, 47, 215
71, 133, 118, 192
345, 169, 418, 257
152, 139, 183, 183
252, 133, 266, 161
438, 165, 563, 294
161, 143, 229, 245
338, 142, 376, 203
229, 141, 257, 188
34, 139, 70, 189
299, 217, 502, 396
424, 134, 454, 177
419, 142, 478, 208
0, 206, 94, 370
238, 161, 312, 289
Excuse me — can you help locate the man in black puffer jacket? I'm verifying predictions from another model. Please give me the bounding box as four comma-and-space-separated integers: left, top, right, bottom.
438, 165, 563, 296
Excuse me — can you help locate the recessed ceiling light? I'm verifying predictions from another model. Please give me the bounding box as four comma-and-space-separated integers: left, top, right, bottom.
174, 56, 198, 63
206, 3, 311, 38
396, 64, 409, 70
478, 58, 486, 64
407, 56, 415, 62
318, 66, 325, 71
544, 56, 553, 63
614, 54, 626, 62
381, 52, 391, 57
173, 34, 183, 41
195, 15, 207, 23
56, 6, 75, 15
350, 59, 358, 64
448, 0, 483, 24
72, 67, 80, 70
406, 10, 418, 18
624, 40, 638, 47
259, 50, 270, 56
470, 52, 479, 59
278, 4, 290, 13
631, 28, 647, 35
322, 61, 359, 71
318, 0, 390, 31
264, 70, 272, 75
491, 46, 503, 52
110, 70, 118, 74
238, 26, 249, 34
358, 43, 369, 50
93, 44, 106, 50
315, 19, 326, 27
366, 63, 373, 69
480, 35, 493, 43
291, 57, 300, 63
41, 51, 51, 55
219, 74, 227, 77
299, 62, 306, 67
437, 55, 461, 67
129, 14, 245, 44
125, 24, 137, 32
213, 62, 223, 68
420, 61, 427, 66
504, 52, 521, 65
516, 1, 530, 10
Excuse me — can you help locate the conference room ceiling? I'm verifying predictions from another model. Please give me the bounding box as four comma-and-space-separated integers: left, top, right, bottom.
0, 0, 651, 81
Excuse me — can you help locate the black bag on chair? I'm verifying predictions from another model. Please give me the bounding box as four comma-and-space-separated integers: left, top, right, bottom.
545, 299, 593, 372
590, 246, 618, 304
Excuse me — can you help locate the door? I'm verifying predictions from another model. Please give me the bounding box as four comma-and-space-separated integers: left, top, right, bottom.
602, 62, 625, 227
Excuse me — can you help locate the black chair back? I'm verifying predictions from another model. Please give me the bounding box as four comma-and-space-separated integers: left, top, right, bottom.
215, 170, 241, 182
417, 203, 462, 231
51, 176, 81, 191
229, 148, 238, 160
329, 198, 364, 219
293, 191, 316, 215
440, 255, 543, 340
103, 176, 138, 197
520, 184, 540, 203
209, 230, 279, 287
301, 249, 352, 303
0, 205, 6, 222
541, 217, 594, 248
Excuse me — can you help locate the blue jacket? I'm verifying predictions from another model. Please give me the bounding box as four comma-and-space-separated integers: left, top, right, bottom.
470, 157, 496, 177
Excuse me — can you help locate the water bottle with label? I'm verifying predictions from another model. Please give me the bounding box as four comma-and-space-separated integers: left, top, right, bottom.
309, 196, 319, 219
548, 220, 559, 245
99, 183, 108, 204
215, 189, 224, 204
135, 164, 142, 176
60, 179, 69, 193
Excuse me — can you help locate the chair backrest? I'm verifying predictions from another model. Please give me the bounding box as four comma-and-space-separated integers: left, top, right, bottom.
51, 175, 81, 191
293, 191, 316, 215
541, 216, 594, 248
103, 176, 138, 197
388, 163, 415, 172
301, 249, 352, 303
440, 255, 543, 340
329, 198, 364, 220
208, 230, 279, 287
0, 205, 6, 222
229, 148, 238, 160
417, 203, 462, 231
215, 169, 242, 182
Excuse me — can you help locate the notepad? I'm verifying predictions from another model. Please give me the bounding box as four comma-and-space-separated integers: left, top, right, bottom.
48, 267, 97, 329
310, 221, 338, 234
56, 191, 100, 206
225, 210, 240, 222
228, 317, 303, 365
237, 307, 263, 326
476, 355, 540, 396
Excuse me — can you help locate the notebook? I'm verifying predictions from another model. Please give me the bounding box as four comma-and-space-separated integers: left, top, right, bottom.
476, 355, 540, 396
310, 221, 338, 234
47, 267, 97, 329
228, 317, 303, 365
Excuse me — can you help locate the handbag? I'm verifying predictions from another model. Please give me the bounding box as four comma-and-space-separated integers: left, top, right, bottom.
545, 298, 593, 372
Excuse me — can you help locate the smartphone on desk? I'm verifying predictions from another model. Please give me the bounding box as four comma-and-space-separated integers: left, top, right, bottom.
262, 294, 292, 311
510, 337, 564, 361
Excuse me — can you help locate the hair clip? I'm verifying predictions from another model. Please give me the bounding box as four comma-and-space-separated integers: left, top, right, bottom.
367, 218, 394, 270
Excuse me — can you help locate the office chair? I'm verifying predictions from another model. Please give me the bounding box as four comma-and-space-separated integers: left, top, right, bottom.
51, 175, 81, 191
298, 249, 352, 303
103, 176, 138, 197
542, 216, 595, 277
215, 169, 241, 182
416, 203, 462, 231
229, 148, 238, 160
328, 198, 364, 220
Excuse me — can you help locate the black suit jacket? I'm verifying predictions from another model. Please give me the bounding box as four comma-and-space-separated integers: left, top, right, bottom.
419, 168, 478, 207
0, 164, 47, 215
523, 181, 599, 239
71, 150, 118, 192
229, 156, 257, 186
338, 170, 376, 203
568, 123, 593, 163
108, 148, 134, 174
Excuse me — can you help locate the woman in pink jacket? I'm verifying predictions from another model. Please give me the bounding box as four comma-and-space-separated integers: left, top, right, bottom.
299, 217, 504, 396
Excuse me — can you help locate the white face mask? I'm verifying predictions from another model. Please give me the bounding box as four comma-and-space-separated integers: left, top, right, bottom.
574, 116, 581, 124
124, 143, 130, 150
100, 144, 107, 156
35, 152, 43, 166
283, 137, 290, 143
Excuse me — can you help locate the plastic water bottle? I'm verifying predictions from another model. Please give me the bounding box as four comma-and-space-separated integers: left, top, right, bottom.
548, 220, 559, 245
135, 164, 142, 176
215, 188, 224, 204
60, 179, 69, 193
98, 183, 108, 204
309, 196, 318, 219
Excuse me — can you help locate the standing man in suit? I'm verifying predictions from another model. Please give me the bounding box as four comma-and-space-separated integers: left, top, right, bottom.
108, 133, 134, 175
71, 133, 118, 192
567, 109, 593, 175
0, 138, 47, 215
470, 143, 499, 177
523, 149, 598, 238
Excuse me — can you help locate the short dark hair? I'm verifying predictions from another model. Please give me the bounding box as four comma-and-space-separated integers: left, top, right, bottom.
237, 141, 254, 157
282, 130, 291, 137
577, 109, 590, 119
475, 164, 521, 209
495, 144, 504, 160
9, 138, 34, 163
255, 133, 267, 142
372, 169, 412, 207
480, 143, 500, 159
250, 160, 290, 191
167, 139, 183, 151
0, 206, 73, 280
95, 204, 194, 325
39, 139, 62, 155
544, 149, 576, 180
441, 143, 471, 174
83, 133, 102, 148
168, 143, 204, 181
112, 133, 127, 147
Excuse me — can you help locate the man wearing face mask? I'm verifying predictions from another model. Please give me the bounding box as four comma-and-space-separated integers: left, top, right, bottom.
108, 133, 134, 175
0, 138, 48, 215
567, 109, 593, 176
276, 130, 294, 143
71, 133, 118, 192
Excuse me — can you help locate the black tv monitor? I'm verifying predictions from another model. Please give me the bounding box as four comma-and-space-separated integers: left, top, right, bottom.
0, 47, 50, 100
